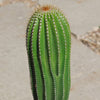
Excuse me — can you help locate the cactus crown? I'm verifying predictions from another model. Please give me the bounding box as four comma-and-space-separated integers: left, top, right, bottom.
35, 5, 58, 12
26, 5, 71, 100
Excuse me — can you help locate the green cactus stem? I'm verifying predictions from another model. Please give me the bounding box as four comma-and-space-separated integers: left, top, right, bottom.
26, 5, 71, 100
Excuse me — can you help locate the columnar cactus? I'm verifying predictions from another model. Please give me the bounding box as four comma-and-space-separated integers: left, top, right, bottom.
26, 5, 71, 100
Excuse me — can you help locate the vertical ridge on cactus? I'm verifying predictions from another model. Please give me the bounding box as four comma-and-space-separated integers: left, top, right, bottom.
26, 5, 71, 100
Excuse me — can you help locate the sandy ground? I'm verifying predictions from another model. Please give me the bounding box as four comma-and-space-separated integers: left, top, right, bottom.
0, 2, 100, 100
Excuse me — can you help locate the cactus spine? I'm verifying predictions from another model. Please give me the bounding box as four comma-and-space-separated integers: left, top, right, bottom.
26, 5, 71, 100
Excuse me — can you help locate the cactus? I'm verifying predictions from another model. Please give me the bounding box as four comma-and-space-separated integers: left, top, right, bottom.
26, 5, 71, 100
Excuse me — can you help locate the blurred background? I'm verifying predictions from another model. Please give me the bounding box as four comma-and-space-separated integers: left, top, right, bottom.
0, 0, 100, 100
